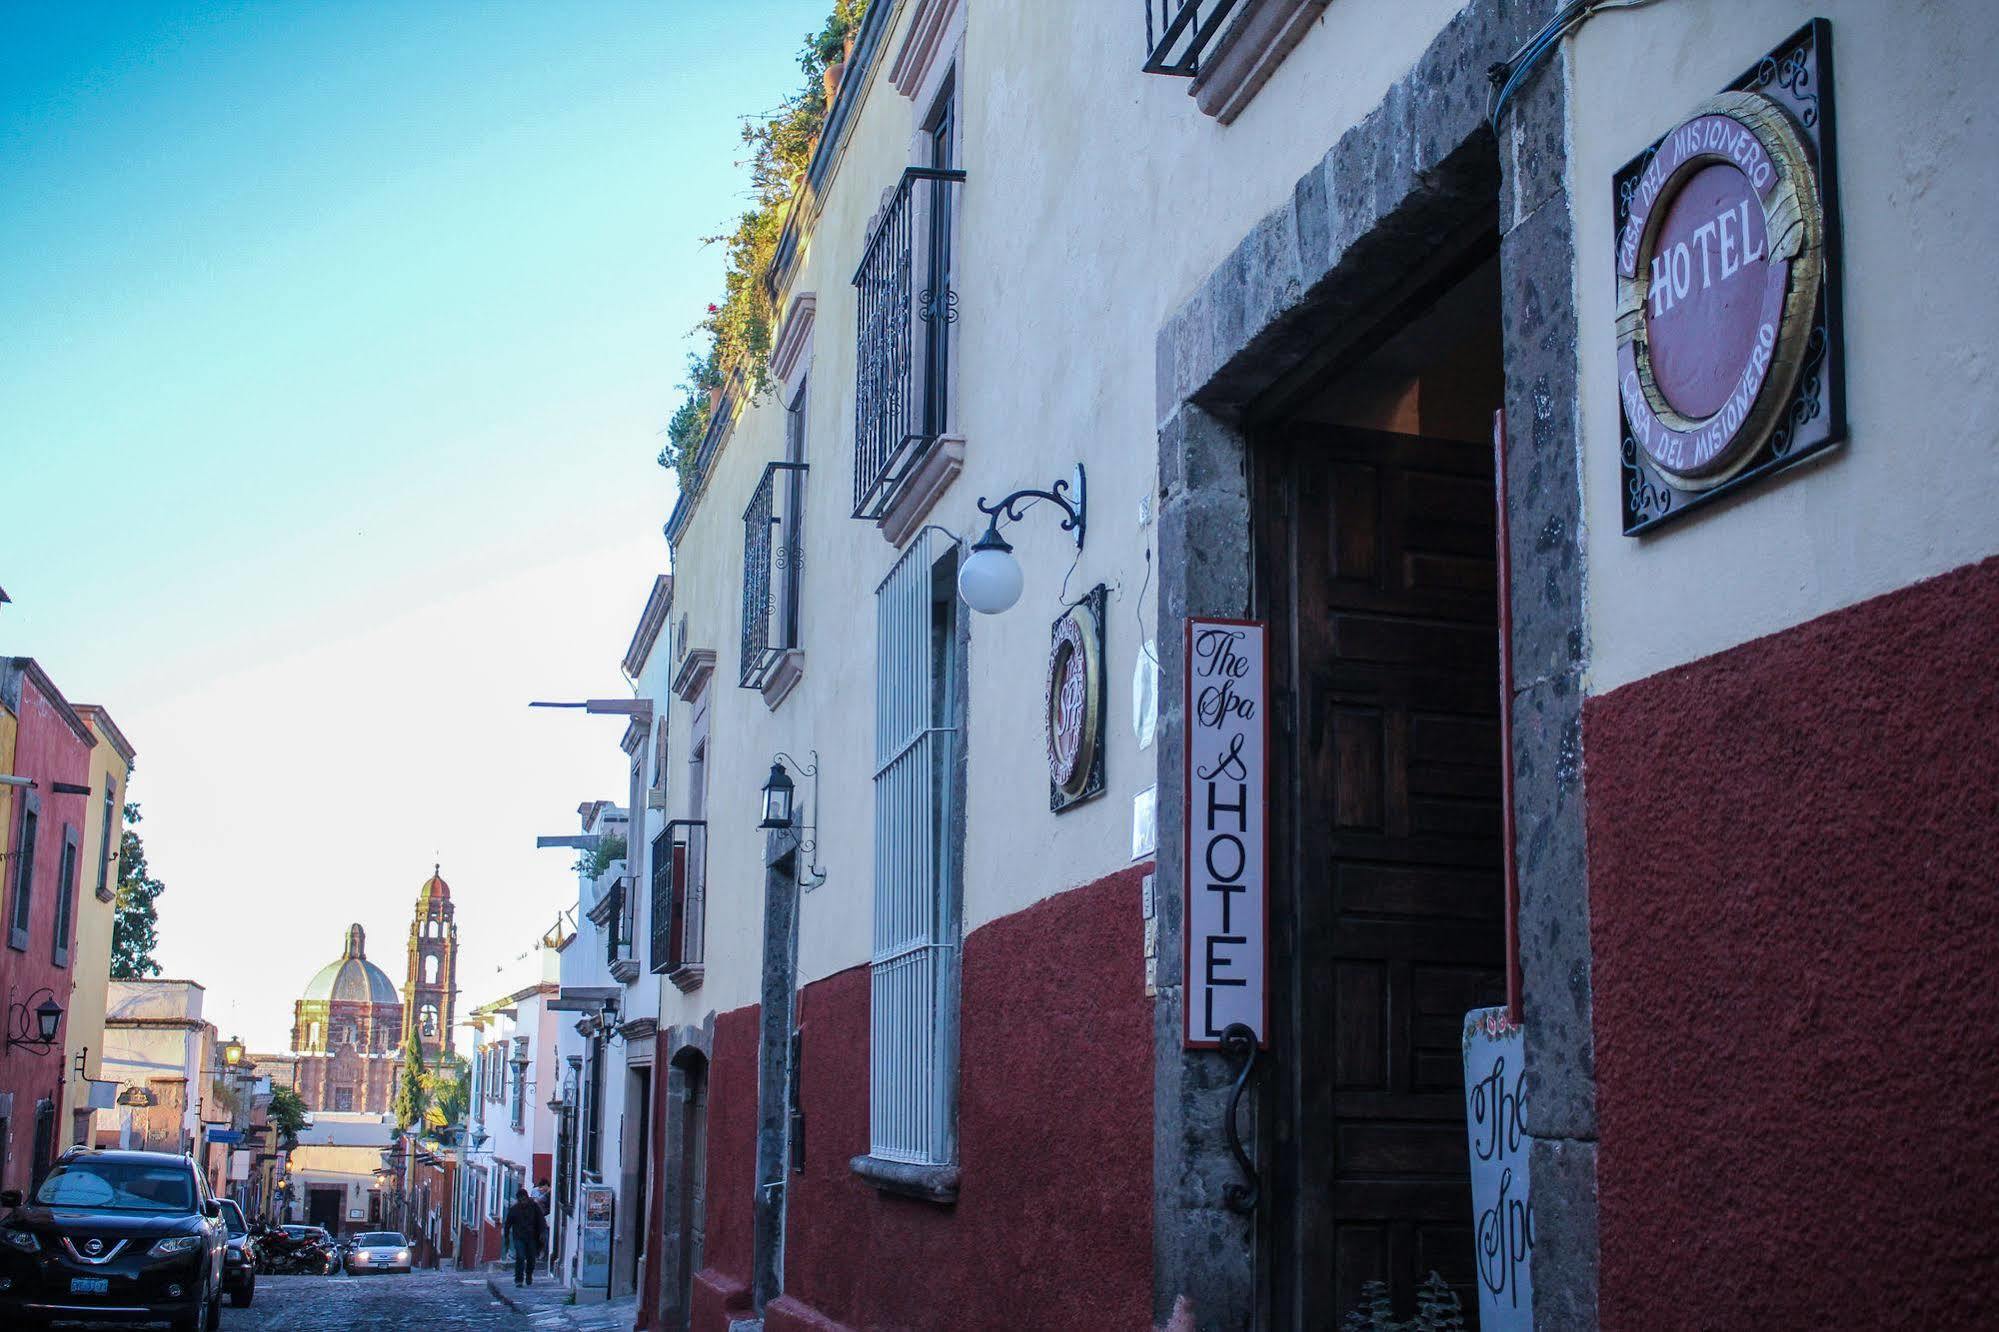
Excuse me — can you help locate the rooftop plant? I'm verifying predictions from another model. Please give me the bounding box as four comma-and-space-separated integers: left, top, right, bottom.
658, 0, 871, 493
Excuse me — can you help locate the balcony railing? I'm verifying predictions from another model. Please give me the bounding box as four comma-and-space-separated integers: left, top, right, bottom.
602, 879, 627, 966
741, 461, 808, 689
852, 166, 965, 522
651, 820, 707, 984
1142, 0, 1245, 76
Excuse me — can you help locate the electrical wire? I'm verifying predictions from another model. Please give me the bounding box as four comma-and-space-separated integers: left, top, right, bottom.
1487, 0, 1659, 129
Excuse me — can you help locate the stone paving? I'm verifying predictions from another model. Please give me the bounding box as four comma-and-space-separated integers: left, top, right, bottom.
229, 1269, 532, 1330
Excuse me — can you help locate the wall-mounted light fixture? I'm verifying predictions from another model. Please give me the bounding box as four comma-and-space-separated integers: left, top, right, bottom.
6, 991, 64, 1054
759, 752, 828, 889
958, 464, 1087, 615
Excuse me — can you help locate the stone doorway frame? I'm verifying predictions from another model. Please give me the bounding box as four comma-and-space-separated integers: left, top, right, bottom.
1150, 4, 1597, 1327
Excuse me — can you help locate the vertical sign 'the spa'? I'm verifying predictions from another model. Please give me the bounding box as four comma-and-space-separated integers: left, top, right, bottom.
1184, 618, 1267, 1048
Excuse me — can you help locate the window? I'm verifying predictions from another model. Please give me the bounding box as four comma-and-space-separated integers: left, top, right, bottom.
420, 1004, 438, 1037
332, 1087, 354, 1112
739, 453, 808, 690
1141, 0, 1247, 76
866, 529, 965, 1168
96, 783, 116, 900
52, 827, 78, 967
651, 821, 707, 980
509, 1056, 526, 1131
582, 1037, 604, 1176
851, 148, 964, 520
9, 793, 38, 950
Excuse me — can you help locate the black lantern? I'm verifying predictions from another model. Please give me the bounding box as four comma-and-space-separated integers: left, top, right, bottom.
759, 760, 795, 830
7, 991, 64, 1053
222, 1036, 245, 1068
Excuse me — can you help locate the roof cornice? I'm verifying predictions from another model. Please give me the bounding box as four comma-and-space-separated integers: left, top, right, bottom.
621, 575, 674, 680
5, 658, 99, 749
75, 705, 137, 767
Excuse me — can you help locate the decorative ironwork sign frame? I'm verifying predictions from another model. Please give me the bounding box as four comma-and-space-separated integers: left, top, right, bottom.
1047, 585, 1107, 813
1614, 18, 1844, 535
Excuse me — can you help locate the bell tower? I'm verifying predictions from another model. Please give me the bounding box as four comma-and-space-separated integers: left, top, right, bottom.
403, 865, 459, 1062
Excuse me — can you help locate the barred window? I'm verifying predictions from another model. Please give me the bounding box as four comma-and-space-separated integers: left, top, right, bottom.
867, 529, 964, 1166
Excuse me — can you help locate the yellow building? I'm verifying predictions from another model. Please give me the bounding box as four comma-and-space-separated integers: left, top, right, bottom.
58, 705, 135, 1147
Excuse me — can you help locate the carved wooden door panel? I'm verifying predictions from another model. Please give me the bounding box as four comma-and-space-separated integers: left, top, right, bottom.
1259, 425, 1507, 1327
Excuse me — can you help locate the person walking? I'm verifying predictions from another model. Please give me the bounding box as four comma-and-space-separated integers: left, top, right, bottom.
504, 1188, 547, 1288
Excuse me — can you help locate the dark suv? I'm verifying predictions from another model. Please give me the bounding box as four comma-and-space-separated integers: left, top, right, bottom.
0, 1148, 226, 1330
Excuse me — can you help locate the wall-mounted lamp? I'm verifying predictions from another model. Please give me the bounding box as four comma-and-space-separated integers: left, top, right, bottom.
958, 465, 1087, 615
759, 752, 828, 889
223, 1036, 246, 1069
6, 991, 64, 1054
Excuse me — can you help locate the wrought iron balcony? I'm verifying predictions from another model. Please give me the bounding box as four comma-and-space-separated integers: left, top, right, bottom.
1142, 0, 1245, 76
852, 166, 965, 522
651, 820, 707, 984
601, 879, 627, 966
741, 461, 808, 689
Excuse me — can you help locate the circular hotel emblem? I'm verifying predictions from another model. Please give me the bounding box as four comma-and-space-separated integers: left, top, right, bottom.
1615, 90, 1824, 489
1046, 600, 1101, 803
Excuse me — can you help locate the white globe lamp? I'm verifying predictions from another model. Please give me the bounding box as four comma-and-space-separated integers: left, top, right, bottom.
958, 528, 1024, 615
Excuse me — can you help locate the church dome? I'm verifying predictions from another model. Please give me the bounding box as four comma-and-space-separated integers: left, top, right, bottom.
418, 864, 451, 901
303, 923, 401, 1005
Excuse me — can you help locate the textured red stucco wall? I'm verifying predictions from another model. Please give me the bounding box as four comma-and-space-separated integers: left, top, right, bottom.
0, 667, 93, 1195
774, 864, 1155, 1332
691, 1002, 759, 1332
1587, 556, 1999, 1330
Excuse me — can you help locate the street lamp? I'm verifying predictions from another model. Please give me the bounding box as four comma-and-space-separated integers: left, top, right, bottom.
223, 1036, 245, 1068
6, 991, 64, 1053
958, 465, 1087, 615
758, 761, 795, 830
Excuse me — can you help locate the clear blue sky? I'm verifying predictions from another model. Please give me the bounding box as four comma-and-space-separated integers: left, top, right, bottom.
0, 1, 828, 1054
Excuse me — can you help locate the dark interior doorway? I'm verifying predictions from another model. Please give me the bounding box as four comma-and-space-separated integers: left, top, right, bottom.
1255, 244, 1509, 1329
307, 1185, 342, 1234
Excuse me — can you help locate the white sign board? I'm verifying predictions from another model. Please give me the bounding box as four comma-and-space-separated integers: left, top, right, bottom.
1183, 618, 1267, 1048
1463, 1007, 1533, 1328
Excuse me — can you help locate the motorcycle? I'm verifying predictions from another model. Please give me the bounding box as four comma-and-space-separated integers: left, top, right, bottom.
260, 1226, 338, 1275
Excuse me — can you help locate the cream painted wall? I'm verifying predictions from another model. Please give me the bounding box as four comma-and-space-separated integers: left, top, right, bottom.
1572, 0, 1999, 694
60, 715, 131, 1137
656, 0, 1474, 1016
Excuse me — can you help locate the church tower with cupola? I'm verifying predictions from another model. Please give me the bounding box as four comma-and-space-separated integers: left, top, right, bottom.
402, 866, 459, 1062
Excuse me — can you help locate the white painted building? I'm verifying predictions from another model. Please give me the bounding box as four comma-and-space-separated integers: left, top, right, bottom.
94, 979, 215, 1157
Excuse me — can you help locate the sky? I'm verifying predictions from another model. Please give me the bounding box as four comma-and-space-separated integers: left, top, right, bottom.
0, 1, 830, 1055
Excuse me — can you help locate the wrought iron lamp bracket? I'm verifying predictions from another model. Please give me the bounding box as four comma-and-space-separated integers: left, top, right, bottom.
6, 987, 63, 1056
973, 464, 1087, 551
773, 750, 828, 889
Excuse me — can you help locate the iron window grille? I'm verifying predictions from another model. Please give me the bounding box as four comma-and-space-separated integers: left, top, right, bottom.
867, 529, 964, 1167
740, 461, 808, 689
651, 820, 707, 979
602, 880, 627, 966
852, 166, 965, 522
1142, 0, 1245, 76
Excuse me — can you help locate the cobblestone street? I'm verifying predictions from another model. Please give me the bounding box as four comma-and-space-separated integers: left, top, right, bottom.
229, 1271, 531, 1330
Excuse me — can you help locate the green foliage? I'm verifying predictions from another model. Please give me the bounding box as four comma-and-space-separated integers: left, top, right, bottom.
1338, 1273, 1467, 1332
423, 1053, 469, 1129
109, 803, 164, 980
656, 0, 871, 492
266, 1086, 308, 1148
393, 1028, 429, 1133
574, 833, 627, 881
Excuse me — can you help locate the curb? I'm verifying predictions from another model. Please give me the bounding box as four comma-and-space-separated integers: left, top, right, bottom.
486, 1275, 524, 1313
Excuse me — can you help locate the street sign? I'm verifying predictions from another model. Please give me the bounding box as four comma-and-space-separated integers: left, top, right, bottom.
1463, 1006, 1533, 1328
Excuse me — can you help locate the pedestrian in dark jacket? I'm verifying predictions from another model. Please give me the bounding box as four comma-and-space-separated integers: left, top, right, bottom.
504, 1189, 547, 1288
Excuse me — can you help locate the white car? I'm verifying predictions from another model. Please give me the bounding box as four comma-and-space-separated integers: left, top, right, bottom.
341, 1231, 412, 1275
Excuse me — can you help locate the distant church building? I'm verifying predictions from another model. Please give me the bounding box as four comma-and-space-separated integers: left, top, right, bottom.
290, 868, 461, 1114
403, 867, 458, 1061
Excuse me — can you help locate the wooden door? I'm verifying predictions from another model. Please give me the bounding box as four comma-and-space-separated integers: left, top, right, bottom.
1259, 425, 1507, 1327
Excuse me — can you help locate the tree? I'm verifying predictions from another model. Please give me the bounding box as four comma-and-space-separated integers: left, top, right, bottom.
266, 1085, 308, 1149
393, 1029, 428, 1133
423, 1053, 469, 1130
110, 803, 164, 979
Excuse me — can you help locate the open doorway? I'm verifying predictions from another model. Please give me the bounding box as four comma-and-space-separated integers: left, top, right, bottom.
617, 1065, 651, 1298
1254, 240, 1509, 1328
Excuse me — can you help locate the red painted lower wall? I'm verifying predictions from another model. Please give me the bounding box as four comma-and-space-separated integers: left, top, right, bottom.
691, 1003, 759, 1332
773, 864, 1155, 1332
1586, 556, 1999, 1330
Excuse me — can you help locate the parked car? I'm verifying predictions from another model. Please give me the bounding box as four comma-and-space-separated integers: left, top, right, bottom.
0, 1147, 226, 1331
341, 1231, 412, 1275
216, 1200, 255, 1306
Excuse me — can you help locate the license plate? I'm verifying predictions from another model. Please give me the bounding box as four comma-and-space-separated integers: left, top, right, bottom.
70, 1276, 110, 1294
